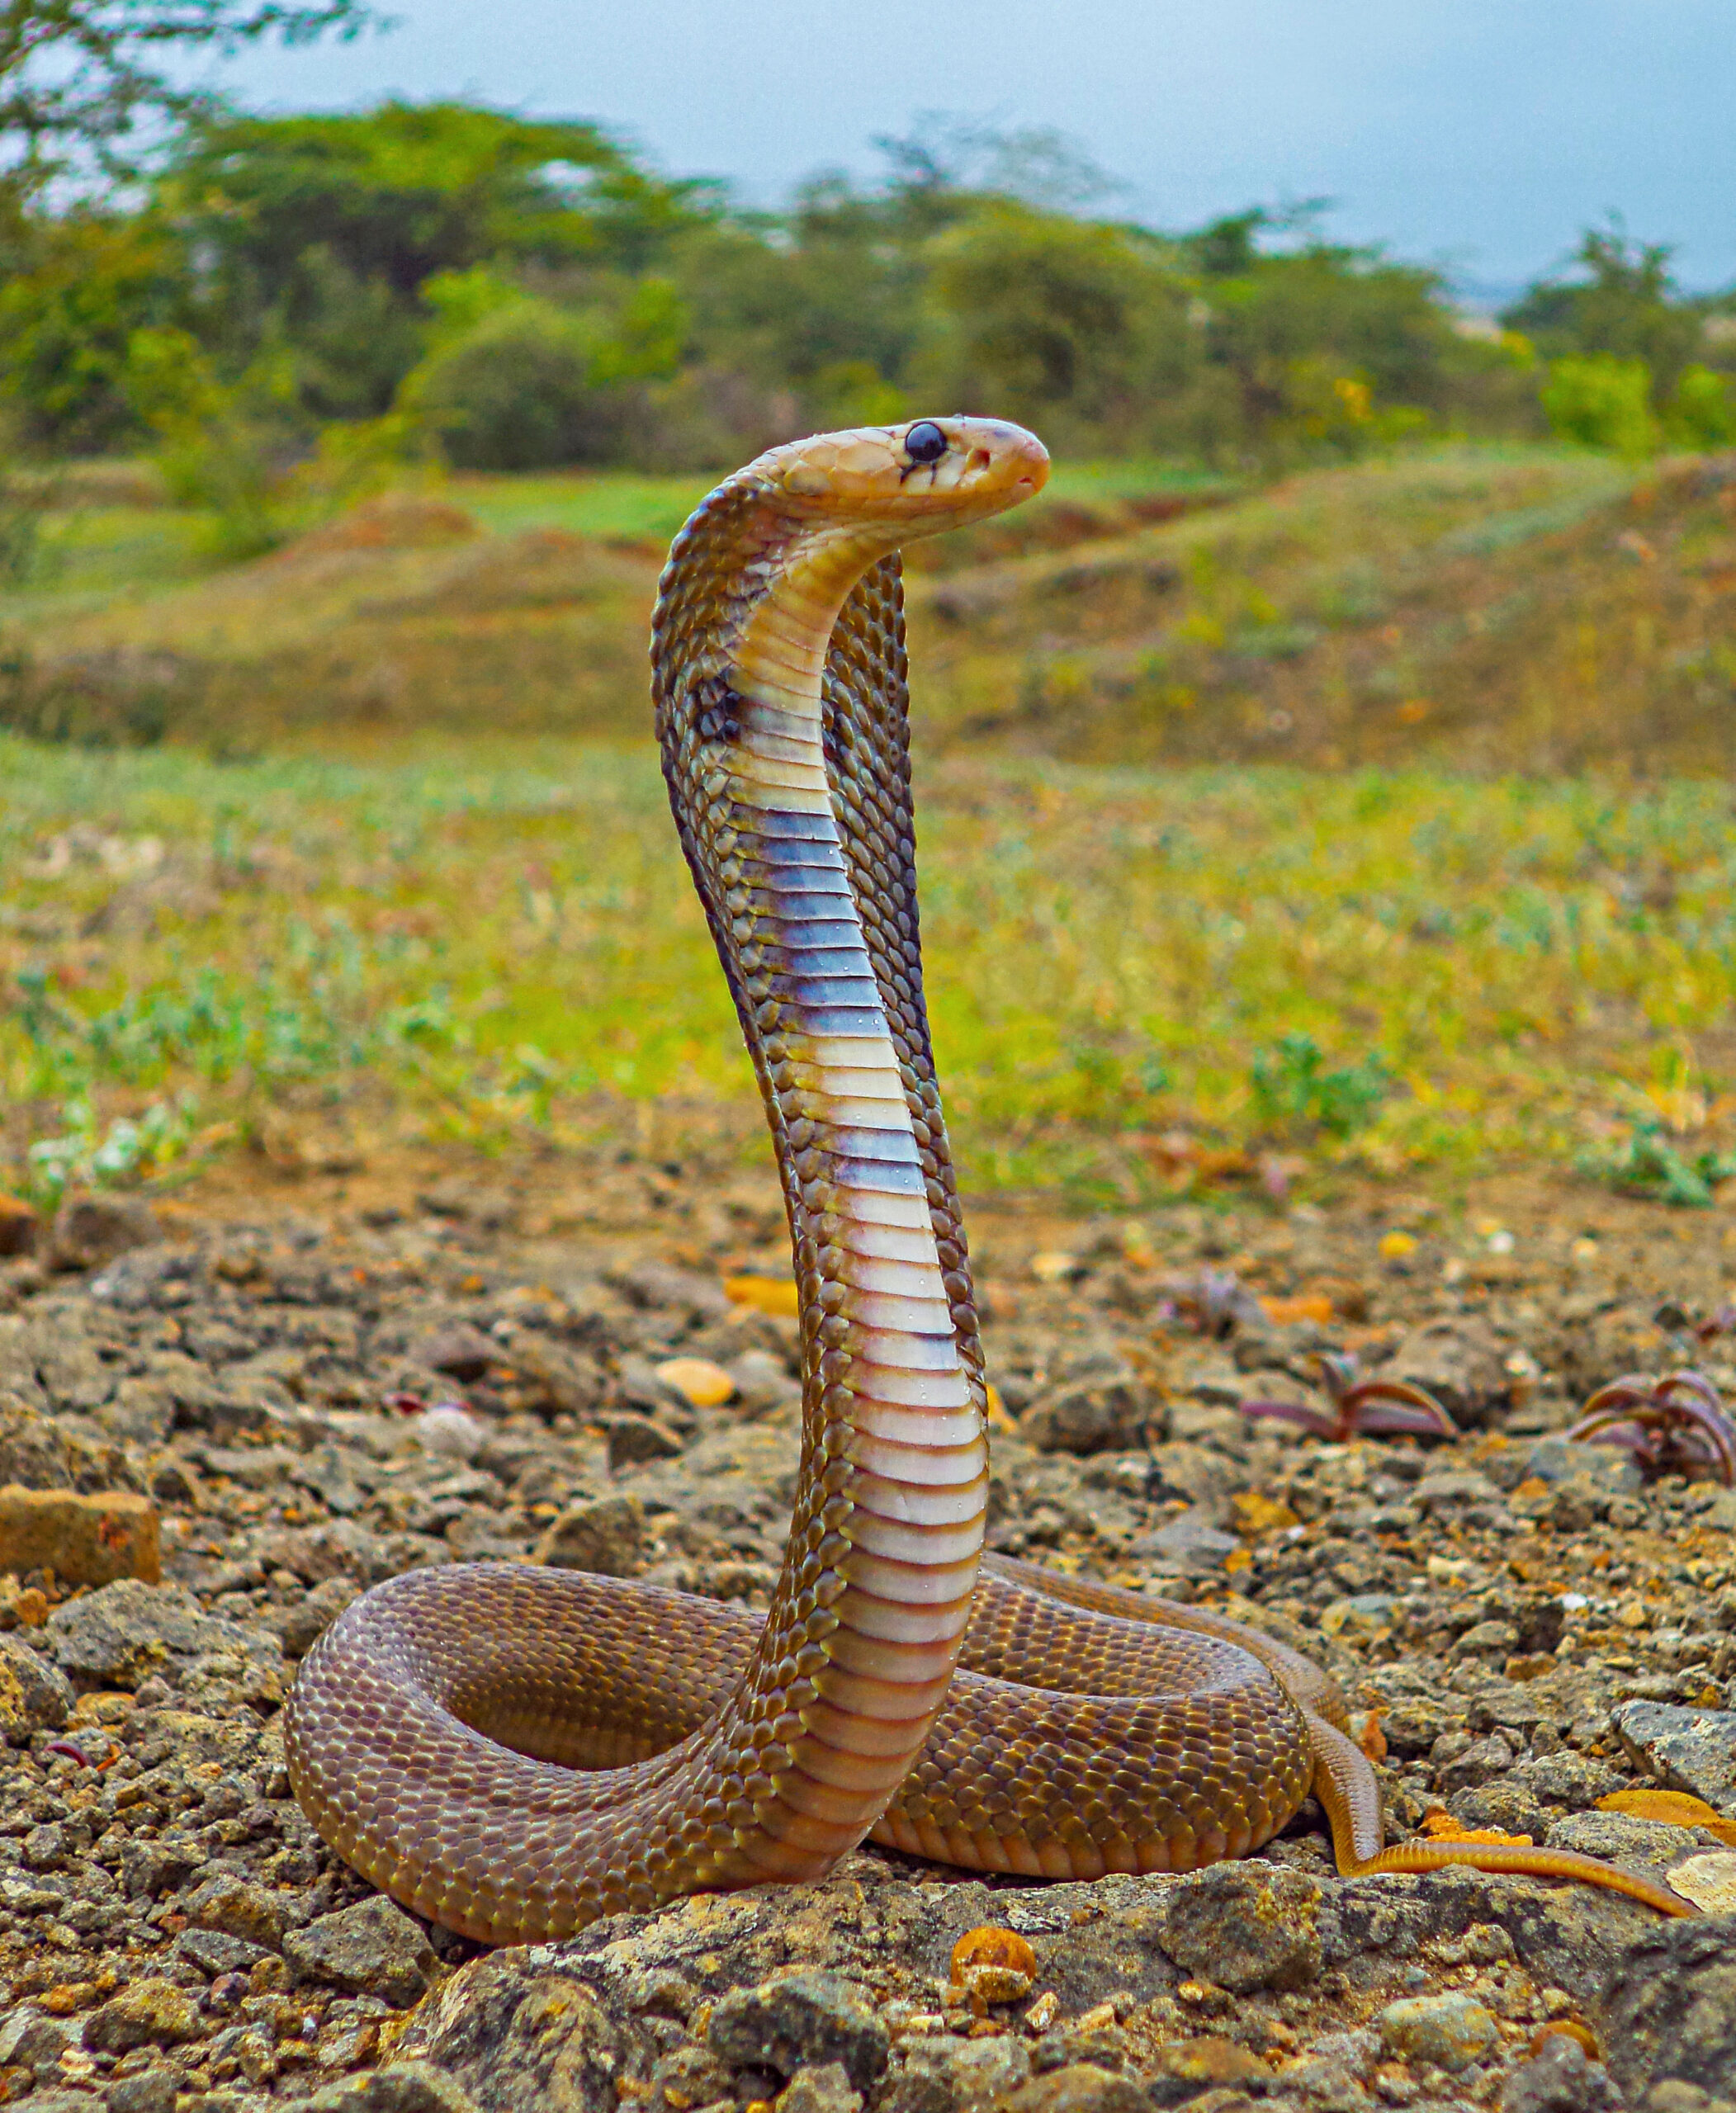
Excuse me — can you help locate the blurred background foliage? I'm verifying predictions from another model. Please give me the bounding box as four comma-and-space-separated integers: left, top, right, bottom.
0, 94, 1730, 519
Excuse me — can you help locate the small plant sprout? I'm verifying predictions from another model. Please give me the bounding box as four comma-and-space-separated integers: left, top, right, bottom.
1565, 1370, 1736, 1486
1240, 1350, 1458, 1443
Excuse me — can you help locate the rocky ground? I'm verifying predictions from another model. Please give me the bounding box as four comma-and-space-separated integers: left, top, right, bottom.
0, 1144, 1734, 2113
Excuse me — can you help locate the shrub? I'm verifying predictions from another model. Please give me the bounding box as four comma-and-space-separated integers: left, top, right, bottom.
1540, 353, 1660, 456
1669, 364, 1736, 447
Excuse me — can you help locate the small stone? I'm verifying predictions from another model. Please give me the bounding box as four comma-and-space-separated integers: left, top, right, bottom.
0, 1194, 38, 1257
708, 1971, 890, 2092
950, 1927, 1037, 2000
50, 1191, 161, 1272
1379, 1992, 1500, 2073
604, 1412, 685, 1467
1385, 1319, 1510, 1426
413, 1326, 496, 1382
0, 1485, 160, 1586
46, 1577, 279, 1690
279, 2061, 480, 2111
1161, 1863, 1322, 1991
1148, 2037, 1270, 2104
996, 2065, 1149, 2113
1132, 1509, 1239, 1573
1500, 2035, 1621, 2113
655, 1356, 737, 1408
267, 1575, 359, 1660
1667, 1852, 1736, 1915
0, 1629, 74, 1738
1614, 1702, 1736, 1814
283, 1898, 435, 2008
776, 2063, 863, 2113
82, 1978, 206, 2053
186, 1874, 291, 1951
1020, 1376, 1153, 1455
106, 2069, 182, 2113
887, 2035, 1029, 2113
532, 1494, 646, 1577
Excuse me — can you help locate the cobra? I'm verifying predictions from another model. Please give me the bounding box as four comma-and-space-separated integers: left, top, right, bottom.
284, 416, 1691, 1941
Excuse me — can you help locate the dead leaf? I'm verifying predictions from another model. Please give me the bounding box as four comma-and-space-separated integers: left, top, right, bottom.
1599, 1787, 1736, 1846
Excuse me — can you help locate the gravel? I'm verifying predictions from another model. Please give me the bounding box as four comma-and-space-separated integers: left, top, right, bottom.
0, 1153, 1731, 2108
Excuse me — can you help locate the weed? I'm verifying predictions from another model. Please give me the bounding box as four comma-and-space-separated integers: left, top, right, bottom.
1249, 1033, 1391, 1138
1579, 1119, 1736, 1208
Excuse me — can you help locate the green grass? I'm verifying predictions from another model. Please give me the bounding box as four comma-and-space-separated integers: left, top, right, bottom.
4, 735, 1733, 1208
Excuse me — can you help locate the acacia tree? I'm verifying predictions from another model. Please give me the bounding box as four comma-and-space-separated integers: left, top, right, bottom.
0, 0, 381, 180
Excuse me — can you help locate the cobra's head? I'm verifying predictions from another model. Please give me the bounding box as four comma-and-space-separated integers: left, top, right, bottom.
750, 416, 1049, 535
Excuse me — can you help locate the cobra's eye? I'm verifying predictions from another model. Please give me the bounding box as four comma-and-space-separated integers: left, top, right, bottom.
904, 421, 947, 466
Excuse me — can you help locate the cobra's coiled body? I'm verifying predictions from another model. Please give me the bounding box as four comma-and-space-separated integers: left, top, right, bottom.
285, 420, 1690, 1940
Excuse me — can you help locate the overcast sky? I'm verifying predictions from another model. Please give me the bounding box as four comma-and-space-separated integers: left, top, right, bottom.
199, 0, 1736, 295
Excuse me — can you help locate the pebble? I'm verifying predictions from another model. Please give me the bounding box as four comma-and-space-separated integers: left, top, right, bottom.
1160, 1863, 1322, 1992
1614, 1701, 1736, 1813
282, 1897, 435, 2007
532, 1493, 646, 1576
708, 1971, 891, 2092
81, 1977, 206, 2052
1378, 1991, 1500, 2072
776, 2062, 863, 2113
49, 1191, 162, 1271
0, 1628, 74, 1737
655, 1355, 738, 1408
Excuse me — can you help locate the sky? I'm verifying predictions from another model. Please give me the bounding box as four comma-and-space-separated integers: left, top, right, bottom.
198, 0, 1736, 297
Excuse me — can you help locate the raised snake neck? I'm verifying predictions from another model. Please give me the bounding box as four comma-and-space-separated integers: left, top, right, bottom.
284, 419, 1691, 1940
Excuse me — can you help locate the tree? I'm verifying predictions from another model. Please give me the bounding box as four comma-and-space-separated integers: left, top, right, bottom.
924, 202, 1193, 445
0, 0, 379, 182
1504, 220, 1705, 396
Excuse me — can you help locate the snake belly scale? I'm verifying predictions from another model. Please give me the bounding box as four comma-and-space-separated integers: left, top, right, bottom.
284, 418, 1690, 1941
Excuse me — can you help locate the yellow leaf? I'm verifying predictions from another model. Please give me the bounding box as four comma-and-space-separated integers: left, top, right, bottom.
984, 1384, 1018, 1432
1599, 1788, 1736, 1846
723, 1274, 798, 1318
1379, 1230, 1417, 1260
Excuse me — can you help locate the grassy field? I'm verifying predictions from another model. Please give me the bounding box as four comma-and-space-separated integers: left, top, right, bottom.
2, 438, 1733, 1215
3, 442, 1732, 774
3, 735, 1733, 1212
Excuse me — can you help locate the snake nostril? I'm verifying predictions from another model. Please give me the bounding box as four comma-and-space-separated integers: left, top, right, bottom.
968, 449, 992, 474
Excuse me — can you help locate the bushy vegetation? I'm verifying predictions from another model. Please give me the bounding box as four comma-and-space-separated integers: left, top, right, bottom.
2, 96, 1731, 510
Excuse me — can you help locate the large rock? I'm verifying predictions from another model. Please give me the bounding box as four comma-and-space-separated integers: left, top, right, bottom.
0, 1484, 159, 1586
1593, 1913, 1736, 2097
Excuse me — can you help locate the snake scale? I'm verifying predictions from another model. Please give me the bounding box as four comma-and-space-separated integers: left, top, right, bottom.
285, 417, 1691, 1941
